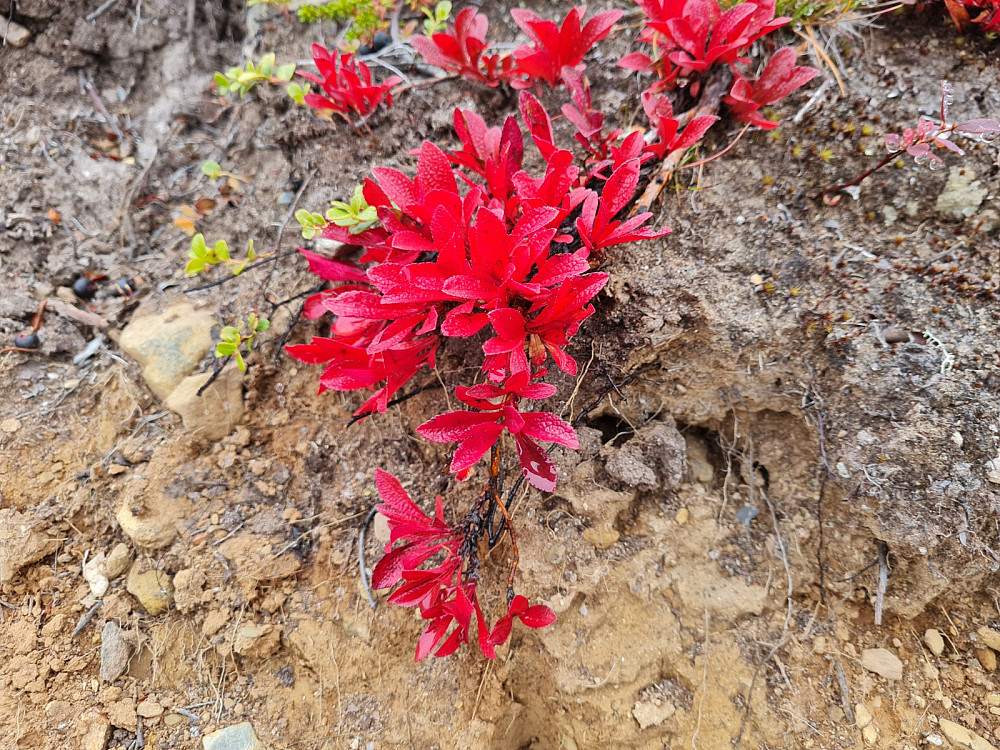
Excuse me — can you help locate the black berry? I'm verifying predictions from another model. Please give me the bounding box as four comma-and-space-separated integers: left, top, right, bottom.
358, 43, 373, 55
371, 32, 391, 52
72, 277, 98, 299
14, 332, 39, 349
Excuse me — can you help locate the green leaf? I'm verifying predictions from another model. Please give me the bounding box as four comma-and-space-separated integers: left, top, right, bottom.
214, 72, 230, 89
235, 351, 247, 372
191, 233, 208, 258
275, 62, 296, 82
216, 342, 237, 357
201, 160, 222, 179
220, 326, 241, 341
214, 240, 230, 261
185, 258, 207, 275
260, 52, 275, 77
255, 318, 270, 333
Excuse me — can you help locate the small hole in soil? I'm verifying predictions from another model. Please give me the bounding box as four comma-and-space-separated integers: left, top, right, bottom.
676, 423, 729, 484
585, 415, 633, 447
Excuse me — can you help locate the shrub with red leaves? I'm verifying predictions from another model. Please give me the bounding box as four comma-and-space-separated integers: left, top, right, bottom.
509, 5, 623, 88
410, 7, 516, 86
723, 48, 818, 130
286, 0, 820, 662
298, 44, 401, 121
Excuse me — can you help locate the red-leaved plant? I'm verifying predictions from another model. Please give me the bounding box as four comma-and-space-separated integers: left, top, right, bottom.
298, 44, 401, 122
289, 2, 821, 661
822, 80, 1000, 203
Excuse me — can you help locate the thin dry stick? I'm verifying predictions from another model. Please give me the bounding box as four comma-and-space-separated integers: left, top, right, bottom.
358, 506, 379, 609
85, 0, 121, 22
874, 541, 889, 625
470, 660, 493, 722
630, 68, 733, 217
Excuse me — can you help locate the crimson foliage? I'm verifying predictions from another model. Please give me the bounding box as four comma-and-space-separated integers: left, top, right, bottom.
290, 2, 819, 660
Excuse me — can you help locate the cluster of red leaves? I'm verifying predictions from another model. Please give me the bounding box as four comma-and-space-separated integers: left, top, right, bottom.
299, 43, 401, 121
943, 0, 1000, 31
411, 5, 622, 89
289, 3, 823, 662
371, 470, 555, 660
622, 0, 817, 130
287, 96, 664, 491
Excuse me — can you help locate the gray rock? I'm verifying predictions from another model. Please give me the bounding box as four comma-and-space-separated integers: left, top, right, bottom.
118, 301, 215, 400
202, 723, 265, 750
936, 166, 987, 219
603, 417, 687, 490
99, 621, 136, 682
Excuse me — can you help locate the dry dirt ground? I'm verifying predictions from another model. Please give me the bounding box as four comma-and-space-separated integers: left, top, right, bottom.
2, 1, 1000, 749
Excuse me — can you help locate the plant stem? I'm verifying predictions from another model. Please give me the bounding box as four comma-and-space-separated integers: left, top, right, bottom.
820, 151, 895, 201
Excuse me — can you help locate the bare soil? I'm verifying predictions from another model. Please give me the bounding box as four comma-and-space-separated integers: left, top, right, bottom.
2, 2, 1000, 749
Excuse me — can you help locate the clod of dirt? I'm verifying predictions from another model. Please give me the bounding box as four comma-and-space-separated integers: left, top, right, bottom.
164, 366, 244, 440
554, 459, 636, 534
137, 700, 163, 719
860, 648, 903, 681
104, 543, 132, 580
125, 568, 174, 616
99, 621, 137, 683
938, 718, 999, 750
0, 508, 61, 584
936, 166, 987, 219
232, 624, 280, 660
79, 708, 111, 750
602, 417, 687, 490
118, 300, 216, 400
924, 628, 946, 656
116, 477, 193, 550
202, 722, 265, 750
173, 567, 207, 613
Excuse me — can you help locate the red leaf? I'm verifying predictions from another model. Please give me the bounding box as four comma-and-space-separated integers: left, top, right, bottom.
514, 434, 558, 492
417, 411, 499, 443
520, 604, 557, 628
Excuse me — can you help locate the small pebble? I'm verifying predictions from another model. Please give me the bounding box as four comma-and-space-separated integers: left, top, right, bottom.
923, 628, 945, 656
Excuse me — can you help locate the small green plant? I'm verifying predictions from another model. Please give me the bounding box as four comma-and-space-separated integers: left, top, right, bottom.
295, 185, 379, 239
186, 234, 272, 276
216, 313, 270, 372
214, 52, 297, 99
297, 0, 393, 41
327, 185, 379, 233
422, 0, 451, 34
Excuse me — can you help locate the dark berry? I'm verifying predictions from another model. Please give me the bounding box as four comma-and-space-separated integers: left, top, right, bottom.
72, 276, 98, 299
358, 43, 373, 55
371, 32, 391, 52
14, 332, 40, 349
